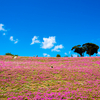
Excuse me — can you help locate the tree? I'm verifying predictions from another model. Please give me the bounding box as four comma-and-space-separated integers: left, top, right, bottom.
5, 53, 14, 56
15, 55, 18, 56
77, 54, 79, 57
71, 45, 86, 57
56, 54, 61, 57
71, 54, 73, 57
64, 55, 68, 57
82, 43, 99, 57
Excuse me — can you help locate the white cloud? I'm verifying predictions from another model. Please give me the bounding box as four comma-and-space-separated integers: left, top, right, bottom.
51, 44, 64, 52
43, 53, 50, 57
65, 52, 67, 55
43, 53, 47, 56
41, 36, 56, 49
3, 33, 5, 35
30, 36, 40, 45
0, 24, 7, 31
72, 54, 77, 57
14, 39, 18, 44
69, 51, 71, 54
10, 36, 14, 41
10, 36, 18, 44
98, 52, 100, 55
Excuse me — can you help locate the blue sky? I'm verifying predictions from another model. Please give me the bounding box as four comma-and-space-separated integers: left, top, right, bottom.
0, 0, 100, 57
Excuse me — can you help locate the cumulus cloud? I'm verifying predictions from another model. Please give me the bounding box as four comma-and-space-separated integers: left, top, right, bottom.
0, 24, 7, 31
41, 36, 56, 49
3, 33, 6, 35
30, 36, 40, 45
51, 44, 64, 52
10, 36, 18, 44
43, 53, 50, 57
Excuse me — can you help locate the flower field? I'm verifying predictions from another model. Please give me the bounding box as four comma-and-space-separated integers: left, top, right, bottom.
0, 56, 100, 100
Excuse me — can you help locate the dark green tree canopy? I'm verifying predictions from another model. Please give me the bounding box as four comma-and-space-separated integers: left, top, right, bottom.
82, 43, 99, 57
71, 45, 86, 57
56, 54, 61, 57
71, 43, 99, 57
5, 53, 14, 56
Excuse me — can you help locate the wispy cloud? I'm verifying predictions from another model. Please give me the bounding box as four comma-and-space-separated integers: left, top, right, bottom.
10, 36, 19, 44
3, 33, 6, 35
41, 36, 56, 49
69, 51, 71, 54
43, 53, 50, 57
65, 52, 67, 55
14, 39, 18, 44
0, 24, 7, 31
51, 44, 64, 52
30, 36, 40, 45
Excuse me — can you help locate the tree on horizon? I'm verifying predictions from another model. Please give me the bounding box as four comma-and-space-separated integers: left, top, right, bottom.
71, 45, 86, 57
71, 43, 99, 57
82, 43, 99, 57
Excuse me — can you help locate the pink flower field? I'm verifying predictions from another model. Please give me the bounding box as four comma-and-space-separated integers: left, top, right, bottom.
0, 55, 100, 100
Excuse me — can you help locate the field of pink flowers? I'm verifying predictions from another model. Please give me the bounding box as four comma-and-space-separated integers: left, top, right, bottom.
0, 55, 100, 100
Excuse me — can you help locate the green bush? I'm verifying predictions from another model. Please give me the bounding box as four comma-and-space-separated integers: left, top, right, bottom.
15, 55, 18, 56
77, 55, 79, 57
71, 54, 73, 57
5, 53, 18, 57
64, 55, 68, 57
56, 54, 61, 57
5, 53, 14, 56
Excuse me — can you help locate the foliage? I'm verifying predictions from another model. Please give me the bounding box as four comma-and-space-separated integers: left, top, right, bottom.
64, 55, 68, 57
56, 54, 61, 57
71, 43, 99, 57
5, 53, 14, 56
82, 43, 99, 57
71, 54, 73, 57
77, 54, 79, 57
71, 45, 85, 57
5, 53, 18, 57
15, 55, 18, 56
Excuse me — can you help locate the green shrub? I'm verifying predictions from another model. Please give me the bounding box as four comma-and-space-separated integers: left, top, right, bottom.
71, 54, 73, 57
56, 54, 61, 57
15, 55, 18, 56
5, 53, 14, 56
64, 55, 68, 57
77, 55, 79, 57
5, 53, 18, 57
